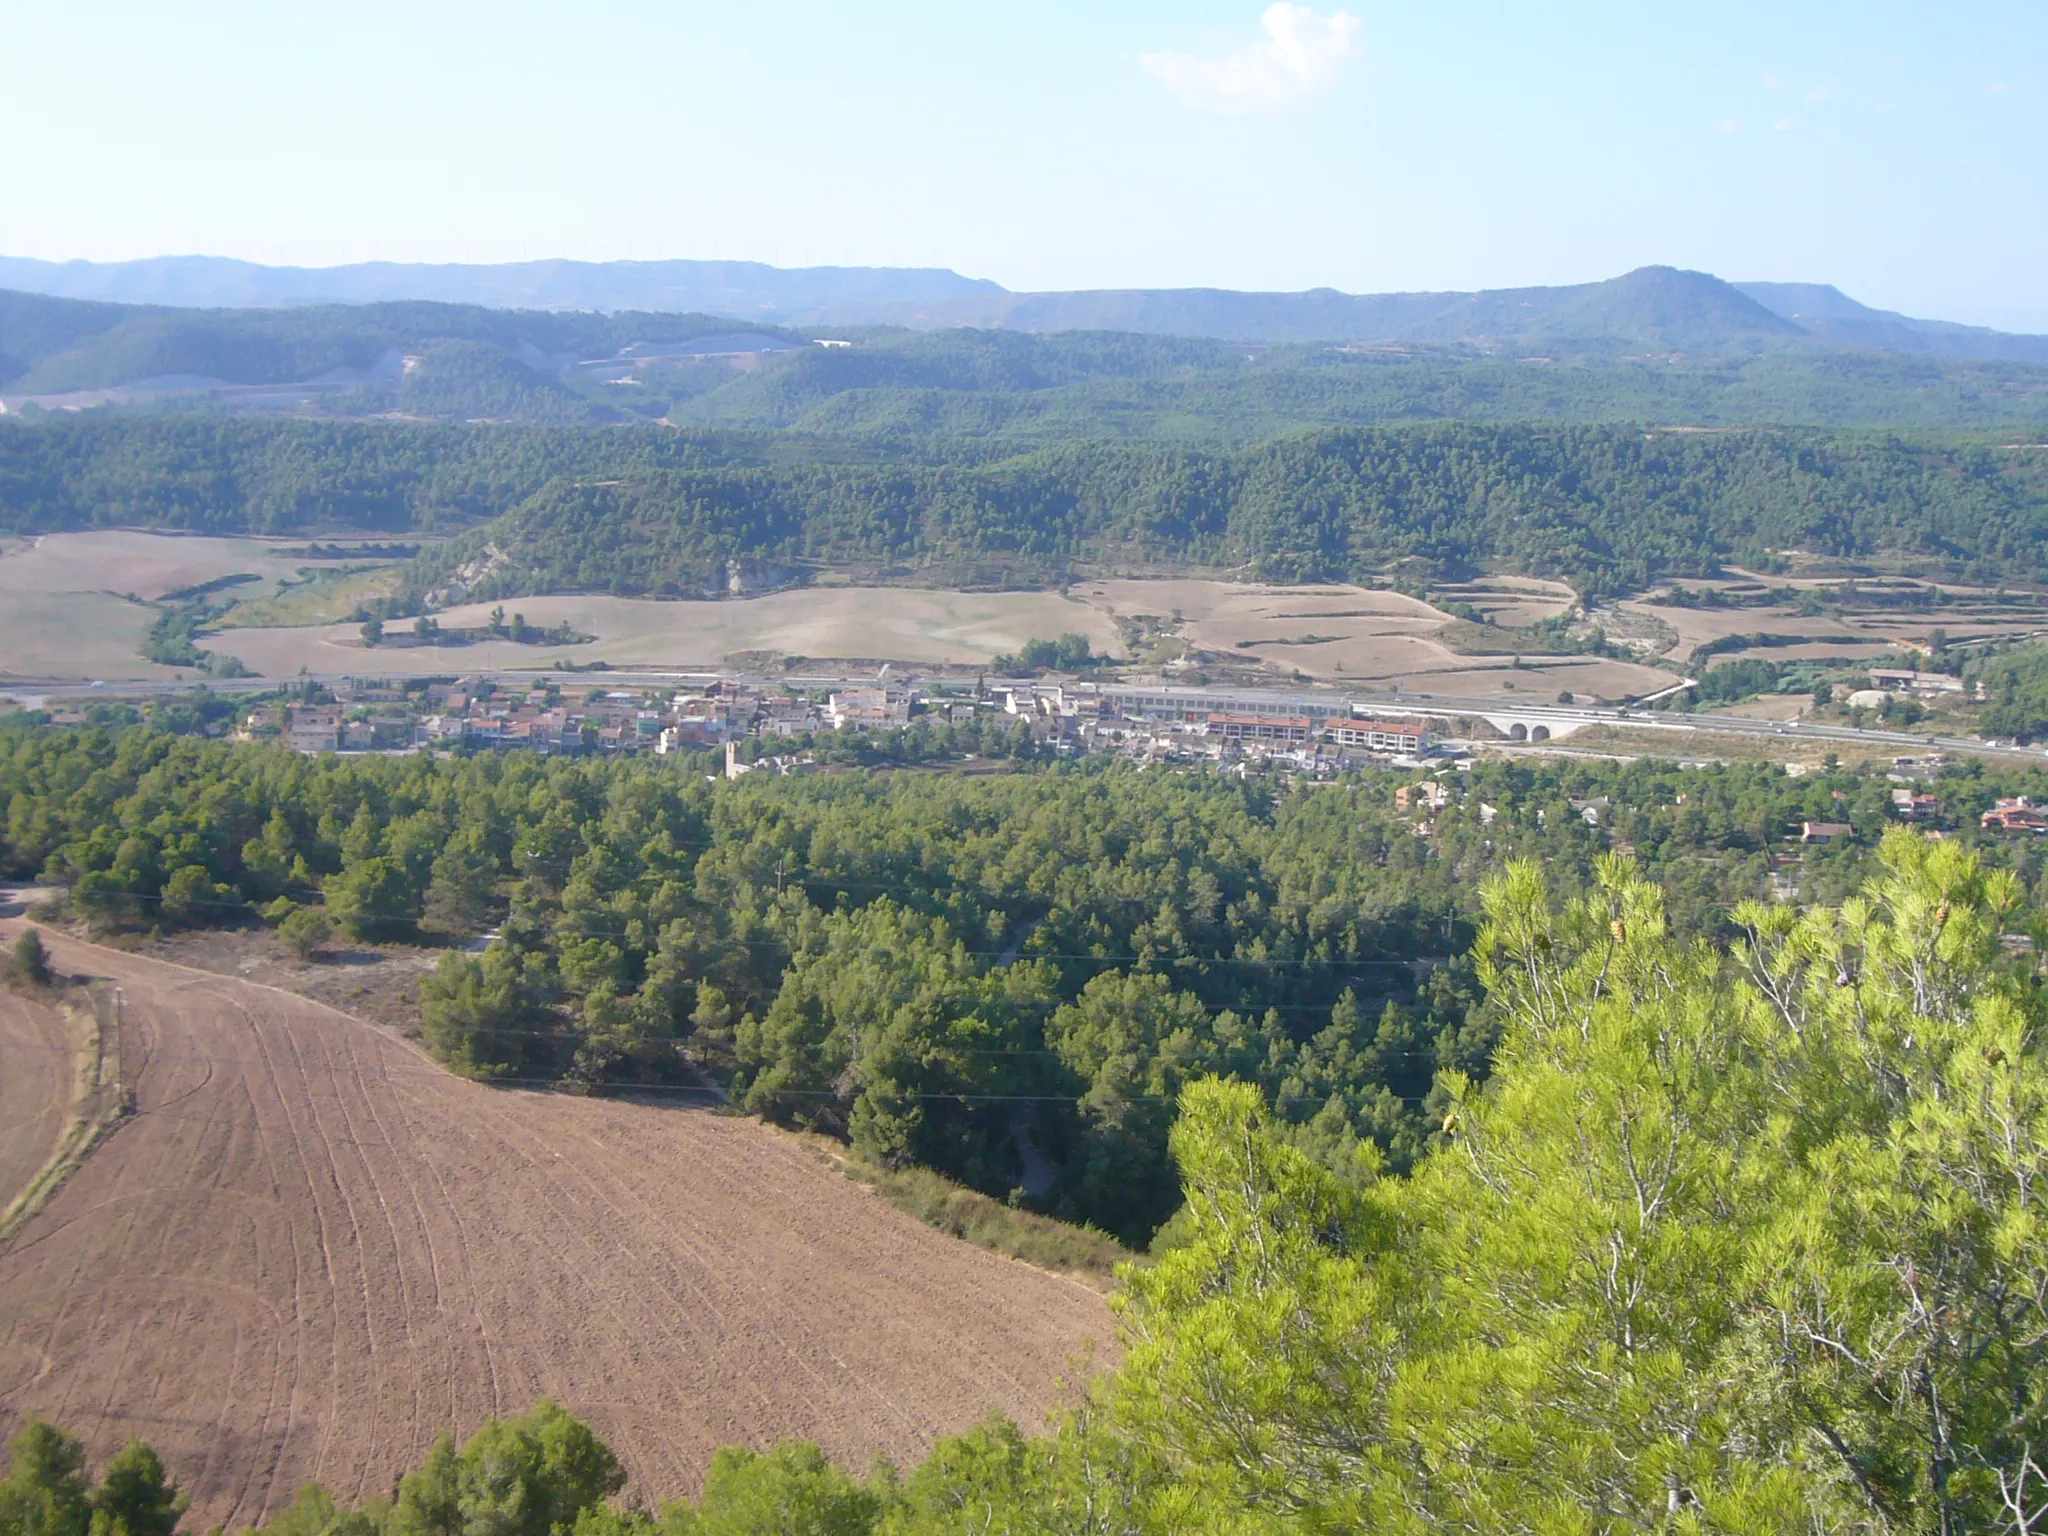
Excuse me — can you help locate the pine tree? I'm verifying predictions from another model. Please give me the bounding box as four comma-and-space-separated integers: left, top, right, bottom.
1111, 833, 2048, 1532
86, 1441, 184, 1536
11, 929, 52, 988
0, 1418, 92, 1536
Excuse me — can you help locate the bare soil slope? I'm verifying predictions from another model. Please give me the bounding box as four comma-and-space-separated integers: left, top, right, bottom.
0, 926, 1113, 1529
0, 991, 73, 1212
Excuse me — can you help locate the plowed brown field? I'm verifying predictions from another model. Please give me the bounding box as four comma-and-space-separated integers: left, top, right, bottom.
0, 990, 74, 1212
0, 926, 1114, 1528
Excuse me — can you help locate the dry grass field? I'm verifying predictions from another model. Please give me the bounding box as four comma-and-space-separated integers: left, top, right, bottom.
1614, 602, 1894, 657
0, 923, 1114, 1529
218, 568, 410, 629
1382, 656, 1681, 699
1565, 724, 1905, 770
1697, 695, 1812, 721
0, 589, 179, 682
1710, 640, 1896, 664
1070, 579, 1672, 698
1621, 605, 1831, 651
0, 532, 401, 681
1431, 576, 1579, 628
1617, 575, 2048, 670
1073, 576, 1441, 642
0, 532, 354, 603
1075, 578, 1451, 682
216, 588, 1128, 677
1, 530, 1828, 700
0, 533, 1649, 693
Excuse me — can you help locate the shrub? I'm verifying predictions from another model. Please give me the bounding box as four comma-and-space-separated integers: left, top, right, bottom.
278, 907, 333, 961
10, 929, 52, 988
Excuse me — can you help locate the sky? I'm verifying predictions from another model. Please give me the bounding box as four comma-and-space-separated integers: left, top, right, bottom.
2, 1, 2044, 329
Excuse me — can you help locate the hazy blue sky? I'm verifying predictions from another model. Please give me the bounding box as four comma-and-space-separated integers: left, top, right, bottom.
4, 1, 2043, 327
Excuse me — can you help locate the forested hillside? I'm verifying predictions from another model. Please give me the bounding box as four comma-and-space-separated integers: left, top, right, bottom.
0, 417, 811, 533
0, 292, 794, 395
424, 426, 2048, 596
672, 338, 2048, 437
7, 416, 2046, 596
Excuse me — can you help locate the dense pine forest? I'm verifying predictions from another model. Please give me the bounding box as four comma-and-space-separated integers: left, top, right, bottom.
7, 416, 2047, 596
658, 327, 2048, 437
421, 425, 2048, 597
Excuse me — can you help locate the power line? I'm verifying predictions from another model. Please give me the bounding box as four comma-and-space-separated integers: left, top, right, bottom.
0, 1042, 1437, 1106
85, 1019, 1445, 1050
38, 886, 1457, 974
44, 850, 1458, 931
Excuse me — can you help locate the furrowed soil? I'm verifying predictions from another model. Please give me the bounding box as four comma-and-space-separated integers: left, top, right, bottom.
0, 990, 74, 1213
0, 924, 1114, 1528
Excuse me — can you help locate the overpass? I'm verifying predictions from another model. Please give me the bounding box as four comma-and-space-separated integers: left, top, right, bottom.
1482, 714, 1572, 743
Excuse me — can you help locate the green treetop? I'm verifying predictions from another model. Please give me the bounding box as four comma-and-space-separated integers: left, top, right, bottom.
1114, 830, 2048, 1532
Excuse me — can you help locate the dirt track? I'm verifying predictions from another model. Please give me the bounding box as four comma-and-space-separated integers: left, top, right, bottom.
0, 925, 1114, 1527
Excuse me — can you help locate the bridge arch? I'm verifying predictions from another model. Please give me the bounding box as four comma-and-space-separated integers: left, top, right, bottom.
1482, 713, 1581, 743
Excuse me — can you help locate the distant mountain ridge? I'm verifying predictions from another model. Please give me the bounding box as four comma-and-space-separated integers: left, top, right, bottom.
945, 266, 1808, 354
1734, 281, 2048, 364
3, 256, 2045, 362
7, 274, 2048, 436
0, 256, 1000, 319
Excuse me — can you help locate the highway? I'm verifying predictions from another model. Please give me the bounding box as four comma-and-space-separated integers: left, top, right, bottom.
1381, 690, 2047, 763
